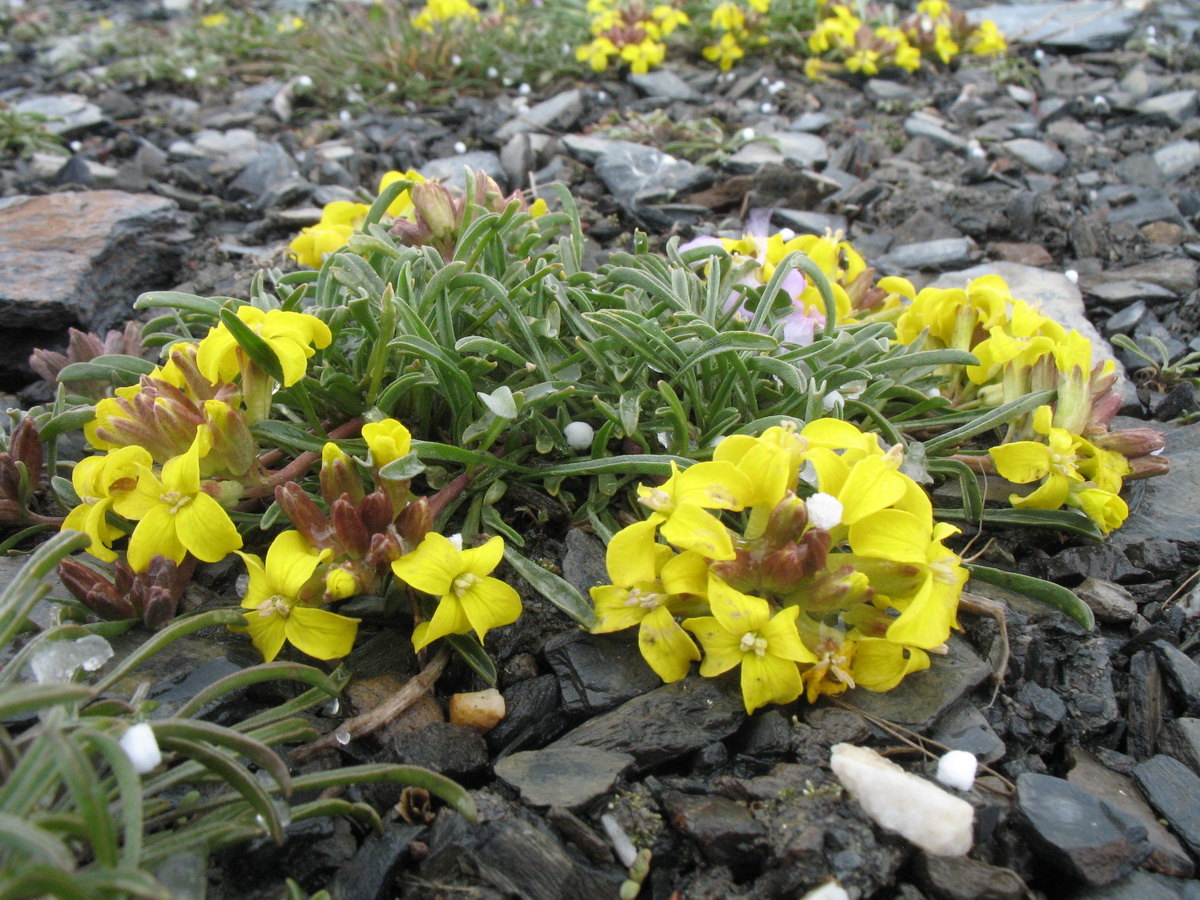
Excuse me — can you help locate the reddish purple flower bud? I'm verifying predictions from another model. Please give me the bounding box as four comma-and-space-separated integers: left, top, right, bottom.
275, 483, 337, 550
361, 490, 396, 535
10, 418, 43, 493
59, 558, 136, 620
332, 495, 371, 558
394, 496, 432, 546
365, 530, 405, 570
1091, 426, 1166, 458
1128, 454, 1171, 479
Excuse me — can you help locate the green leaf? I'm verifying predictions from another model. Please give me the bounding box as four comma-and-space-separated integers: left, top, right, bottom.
966, 563, 1095, 631
477, 385, 518, 419
924, 390, 1056, 455
289, 764, 477, 823
219, 307, 285, 383
174, 662, 343, 720
445, 633, 498, 685
92, 609, 247, 693
0, 530, 90, 649
378, 452, 426, 481
0, 813, 76, 870
57, 355, 156, 384
503, 546, 594, 629
152, 719, 291, 795
250, 420, 329, 454
38, 409, 98, 444
0, 683, 94, 719
135, 291, 225, 318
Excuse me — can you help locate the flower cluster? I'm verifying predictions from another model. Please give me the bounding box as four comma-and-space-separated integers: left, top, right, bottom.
413, 0, 481, 31
805, 0, 1004, 80
892, 274, 1166, 530
61, 309, 331, 597
683, 222, 907, 344
576, 0, 689, 74
592, 420, 967, 713
289, 170, 425, 268
702, 0, 771, 71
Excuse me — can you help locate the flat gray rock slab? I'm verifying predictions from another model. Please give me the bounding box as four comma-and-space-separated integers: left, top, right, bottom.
495, 90, 584, 141
494, 747, 633, 809
593, 142, 713, 204
724, 133, 829, 174
14, 93, 105, 135
1133, 755, 1200, 857
1114, 421, 1200, 551
0, 191, 192, 332
967, 2, 1139, 49
548, 675, 745, 770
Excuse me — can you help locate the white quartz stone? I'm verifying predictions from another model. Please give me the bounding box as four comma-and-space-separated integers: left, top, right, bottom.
120, 723, 162, 774
830, 743, 974, 856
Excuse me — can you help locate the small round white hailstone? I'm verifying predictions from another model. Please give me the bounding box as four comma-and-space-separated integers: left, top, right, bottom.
69, 140, 82, 151
936, 749, 979, 792
1146, 25, 1156, 36
777, 227, 795, 241
502, 76, 513, 86
760, 75, 770, 85
822, 390, 843, 411
454, 140, 468, 154
518, 82, 531, 95
561, 42, 571, 55
385, 81, 397, 93
487, 66, 499, 79
338, 109, 352, 122
1093, 94, 1110, 113
120, 723, 162, 774
596, 90, 608, 102
451, 54, 462, 66
806, 493, 843, 531
297, 74, 313, 88
1034, 48, 1045, 62
564, 421, 595, 451
760, 102, 776, 114
740, 127, 756, 141
769, 80, 786, 95
181, 66, 197, 80
967, 139, 987, 159
1064, 269, 1079, 284
799, 882, 850, 900
447, 533, 464, 550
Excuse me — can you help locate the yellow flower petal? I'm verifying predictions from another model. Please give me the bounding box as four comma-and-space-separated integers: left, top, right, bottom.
741, 652, 802, 713
683, 616, 744, 676
638, 604, 699, 682
174, 491, 242, 563
458, 576, 522, 643
391, 532, 461, 595
286, 606, 360, 660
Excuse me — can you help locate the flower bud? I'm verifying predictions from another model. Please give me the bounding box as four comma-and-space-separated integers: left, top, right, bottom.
410, 182, 457, 248
10, 418, 42, 493
763, 494, 807, 546
202, 400, 257, 478
320, 442, 364, 507
275, 483, 337, 550
59, 558, 136, 620
1090, 426, 1166, 458
394, 496, 433, 546
325, 566, 360, 600
1128, 454, 1171, 479
332, 495, 370, 558
362, 489, 397, 535
365, 530, 405, 569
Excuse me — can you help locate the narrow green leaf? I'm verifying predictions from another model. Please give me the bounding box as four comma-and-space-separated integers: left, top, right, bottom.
219, 307, 285, 383
92, 609, 247, 693
152, 719, 291, 795
966, 563, 1095, 630
924, 390, 1056, 455
57, 355, 156, 384
134, 291, 224, 317
174, 662, 343, 720
250, 420, 329, 454
0, 531, 90, 649
38, 409, 98, 444
378, 452, 426, 481
289, 764, 477, 823
0, 865, 91, 900
503, 546, 594, 629
76, 730, 144, 866
445, 633, 498, 685
48, 729, 117, 868
0, 813, 76, 870
289, 798, 383, 834
0, 683, 94, 719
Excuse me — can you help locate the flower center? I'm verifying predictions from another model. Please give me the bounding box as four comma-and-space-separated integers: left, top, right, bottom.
739, 631, 768, 656
624, 588, 664, 610
452, 572, 482, 596
256, 595, 291, 618
159, 490, 192, 514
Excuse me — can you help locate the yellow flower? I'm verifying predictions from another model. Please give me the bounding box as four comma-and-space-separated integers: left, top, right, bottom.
637, 460, 752, 560
748, 0, 771, 11
845, 47, 881, 75
684, 577, 816, 713
851, 638, 929, 692
933, 23, 960, 63
277, 16, 305, 32
379, 170, 426, 219
621, 37, 666, 74
413, 0, 480, 30
62, 446, 152, 562
1070, 488, 1127, 533
391, 534, 522, 651
289, 200, 370, 267
113, 433, 243, 572
969, 20, 1006, 55
652, 4, 689, 34
196, 307, 332, 388
362, 418, 412, 468
235, 531, 359, 662
710, 1, 746, 30
590, 519, 705, 682
200, 12, 229, 27
577, 37, 619, 72
988, 405, 1084, 511
703, 33, 745, 71
917, 0, 950, 18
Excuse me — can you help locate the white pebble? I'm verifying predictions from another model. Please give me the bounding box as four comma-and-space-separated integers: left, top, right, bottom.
487, 66, 499, 78
450, 54, 462, 66
740, 127, 756, 141
967, 139, 987, 159
806, 493, 843, 531
831, 743, 974, 857
181, 66, 197, 80
338, 109, 351, 122
799, 883, 850, 900
936, 750, 979, 791
297, 74, 313, 88
564, 421, 595, 451
120, 723, 162, 774
760, 102, 776, 114
454, 141, 467, 154
1064, 269, 1079, 284
777, 227, 795, 240
518, 82, 531, 95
